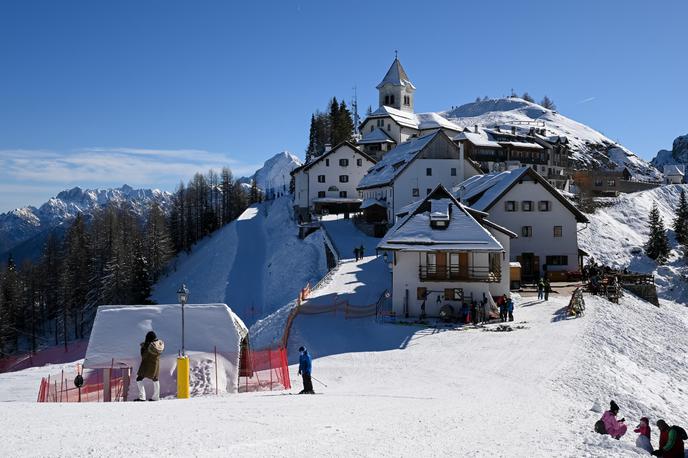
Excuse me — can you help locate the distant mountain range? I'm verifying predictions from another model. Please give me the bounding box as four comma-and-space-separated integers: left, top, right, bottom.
442, 98, 662, 180
650, 133, 688, 170
0, 185, 172, 263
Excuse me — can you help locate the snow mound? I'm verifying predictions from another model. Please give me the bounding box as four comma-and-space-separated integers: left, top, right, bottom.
443, 98, 661, 180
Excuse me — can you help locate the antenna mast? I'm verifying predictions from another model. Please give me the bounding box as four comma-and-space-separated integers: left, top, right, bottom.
352, 85, 360, 138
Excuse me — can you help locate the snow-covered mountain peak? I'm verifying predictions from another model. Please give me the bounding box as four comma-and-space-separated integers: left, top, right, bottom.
250, 151, 302, 193
651, 133, 688, 169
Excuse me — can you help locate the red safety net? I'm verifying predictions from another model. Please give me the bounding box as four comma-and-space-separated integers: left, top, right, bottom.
0, 341, 88, 374
37, 365, 129, 403
238, 347, 291, 392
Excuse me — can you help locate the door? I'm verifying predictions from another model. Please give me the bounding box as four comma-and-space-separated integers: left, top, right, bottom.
436, 251, 447, 279
521, 253, 535, 281
459, 252, 469, 279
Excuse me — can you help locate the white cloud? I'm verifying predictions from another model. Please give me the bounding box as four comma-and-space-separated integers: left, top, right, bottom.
0, 147, 261, 212
576, 97, 596, 105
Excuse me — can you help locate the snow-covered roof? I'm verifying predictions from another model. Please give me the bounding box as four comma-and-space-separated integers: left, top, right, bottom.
358, 131, 439, 190
361, 198, 387, 209
295, 141, 377, 174
454, 131, 503, 148
358, 127, 396, 145
454, 167, 589, 223
312, 197, 363, 204
84, 303, 245, 369
367, 105, 420, 129
376, 57, 415, 90
498, 141, 544, 150
416, 112, 461, 132
663, 164, 685, 176
378, 185, 505, 252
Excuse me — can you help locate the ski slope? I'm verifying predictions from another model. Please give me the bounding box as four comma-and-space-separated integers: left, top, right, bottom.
152, 196, 327, 326
1, 292, 686, 456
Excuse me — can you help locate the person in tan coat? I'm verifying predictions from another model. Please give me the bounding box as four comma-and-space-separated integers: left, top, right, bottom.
135, 331, 164, 401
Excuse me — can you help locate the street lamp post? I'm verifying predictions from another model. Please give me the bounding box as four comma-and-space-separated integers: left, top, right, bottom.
177, 284, 189, 356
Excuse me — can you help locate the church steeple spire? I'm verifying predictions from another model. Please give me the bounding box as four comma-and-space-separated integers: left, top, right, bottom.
377, 55, 415, 112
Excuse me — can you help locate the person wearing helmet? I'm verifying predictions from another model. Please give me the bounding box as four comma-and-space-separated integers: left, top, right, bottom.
297, 346, 314, 394
135, 331, 165, 401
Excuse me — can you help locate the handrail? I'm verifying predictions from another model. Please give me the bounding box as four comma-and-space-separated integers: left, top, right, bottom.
419, 265, 501, 282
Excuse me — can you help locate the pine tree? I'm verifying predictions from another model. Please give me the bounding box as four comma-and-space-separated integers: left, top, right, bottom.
673, 189, 688, 245
522, 92, 534, 103
541, 96, 556, 110
305, 114, 317, 163
332, 100, 354, 145
645, 202, 670, 263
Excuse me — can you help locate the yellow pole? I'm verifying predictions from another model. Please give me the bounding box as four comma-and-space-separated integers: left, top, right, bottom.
177, 355, 190, 399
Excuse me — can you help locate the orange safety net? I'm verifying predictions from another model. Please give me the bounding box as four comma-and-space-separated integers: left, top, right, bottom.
37, 366, 128, 403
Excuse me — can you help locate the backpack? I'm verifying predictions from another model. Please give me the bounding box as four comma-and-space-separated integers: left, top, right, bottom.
594, 420, 607, 435
673, 425, 687, 441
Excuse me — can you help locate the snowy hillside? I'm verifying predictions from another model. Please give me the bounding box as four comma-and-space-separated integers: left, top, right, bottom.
0, 184, 172, 260
443, 98, 661, 180
579, 184, 688, 302
651, 133, 688, 169
151, 196, 326, 326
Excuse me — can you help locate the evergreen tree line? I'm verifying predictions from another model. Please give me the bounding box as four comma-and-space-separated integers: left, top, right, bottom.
645, 190, 688, 264
0, 167, 255, 356
305, 97, 355, 163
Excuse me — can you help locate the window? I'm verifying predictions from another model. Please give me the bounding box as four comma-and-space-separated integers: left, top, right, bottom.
426, 168, 432, 176
317, 175, 325, 183
370, 125, 374, 133
339, 175, 349, 183
377, 119, 384, 127
339, 158, 349, 167
553, 226, 562, 237
538, 200, 551, 211
427, 188, 432, 195
357, 159, 362, 166
390, 95, 395, 105
325, 159, 330, 167
451, 168, 457, 176
546, 255, 568, 266
505, 201, 517, 212
412, 188, 419, 197
522, 201, 533, 212
607, 179, 616, 187
522, 226, 533, 237
594, 179, 603, 186
317, 191, 326, 198
387, 124, 391, 131
339, 191, 347, 198
489, 252, 501, 273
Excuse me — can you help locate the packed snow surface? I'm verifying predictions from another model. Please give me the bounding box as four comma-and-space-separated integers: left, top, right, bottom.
1, 291, 686, 456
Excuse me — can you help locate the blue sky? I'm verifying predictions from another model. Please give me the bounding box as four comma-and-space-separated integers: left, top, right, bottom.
1, 0, 686, 212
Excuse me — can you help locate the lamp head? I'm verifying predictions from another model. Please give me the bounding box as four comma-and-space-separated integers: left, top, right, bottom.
177, 284, 189, 304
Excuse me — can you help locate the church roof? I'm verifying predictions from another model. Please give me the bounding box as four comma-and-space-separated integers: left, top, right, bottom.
376, 58, 416, 90
358, 127, 396, 145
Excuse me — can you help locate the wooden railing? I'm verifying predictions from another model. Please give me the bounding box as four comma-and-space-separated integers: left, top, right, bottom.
419, 265, 501, 283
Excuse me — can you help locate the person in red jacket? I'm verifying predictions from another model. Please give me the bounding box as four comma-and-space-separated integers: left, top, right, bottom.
652, 419, 687, 458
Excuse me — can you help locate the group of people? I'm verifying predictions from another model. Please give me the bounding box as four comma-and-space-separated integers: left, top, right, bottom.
497, 294, 515, 322
352, 245, 366, 261
537, 277, 551, 301
596, 400, 686, 456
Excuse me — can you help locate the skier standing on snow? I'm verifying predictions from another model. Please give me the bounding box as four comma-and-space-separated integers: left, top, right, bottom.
353, 247, 359, 261
634, 417, 653, 453
359, 244, 365, 259
653, 420, 687, 457
297, 346, 314, 394
598, 400, 628, 439
482, 298, 491, 324
136, 331, 164, 401
498, 295, 507, 322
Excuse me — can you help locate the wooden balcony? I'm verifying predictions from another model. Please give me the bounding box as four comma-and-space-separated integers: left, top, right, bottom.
419, 265, 501, 283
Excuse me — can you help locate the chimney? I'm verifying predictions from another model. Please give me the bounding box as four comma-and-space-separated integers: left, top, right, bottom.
474, 124, 478, 133
324, 144, 332, 152
511, 126, 516, 135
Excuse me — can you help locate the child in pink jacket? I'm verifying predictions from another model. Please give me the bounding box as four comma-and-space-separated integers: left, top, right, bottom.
601, 400, 628, 439
634, 417, 653, 453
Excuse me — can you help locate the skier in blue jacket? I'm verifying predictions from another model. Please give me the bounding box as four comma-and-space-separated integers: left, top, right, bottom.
298, 346, 314, 394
